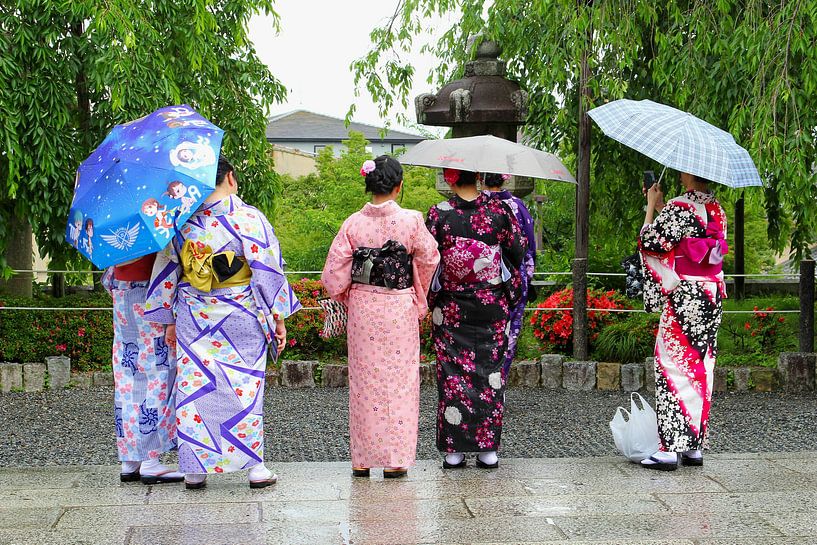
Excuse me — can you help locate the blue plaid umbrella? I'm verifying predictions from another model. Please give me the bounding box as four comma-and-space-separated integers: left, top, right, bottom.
587, 99, 762, 188
67, 105, 224, 268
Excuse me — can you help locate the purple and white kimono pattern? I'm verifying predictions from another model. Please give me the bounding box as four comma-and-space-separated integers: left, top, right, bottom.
145, 195, 300, 475
103, 270, 177, 461
485, 190, 536, 375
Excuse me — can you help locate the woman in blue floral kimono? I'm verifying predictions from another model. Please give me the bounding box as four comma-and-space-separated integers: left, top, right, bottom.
426, 168, 526, 469
146, 158, 300, 489
103, 254, 183, 485
482, 173, 537, 377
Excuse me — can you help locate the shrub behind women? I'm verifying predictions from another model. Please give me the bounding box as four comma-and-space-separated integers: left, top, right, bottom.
322, 155, 440, 478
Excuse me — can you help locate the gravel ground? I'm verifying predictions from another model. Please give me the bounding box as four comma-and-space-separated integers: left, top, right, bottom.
0, 387, 815, 467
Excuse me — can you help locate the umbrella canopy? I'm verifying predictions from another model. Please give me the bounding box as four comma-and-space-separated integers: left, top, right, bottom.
587, 99, 762, 188
67, 105, 224, 268
399, 134, 576, 183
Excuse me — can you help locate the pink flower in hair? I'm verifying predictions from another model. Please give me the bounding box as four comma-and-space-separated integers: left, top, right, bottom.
360, 160, 376, 177
501, 173, 511, 181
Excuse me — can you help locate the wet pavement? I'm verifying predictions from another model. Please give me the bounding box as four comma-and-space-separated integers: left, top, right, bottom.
1, 453, 816, 544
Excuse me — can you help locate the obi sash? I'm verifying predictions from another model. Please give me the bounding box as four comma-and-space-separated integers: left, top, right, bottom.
180, 239, 251, 292
440, 236, 506, 287
675, 220, 728, 277
352, 239, 414, 290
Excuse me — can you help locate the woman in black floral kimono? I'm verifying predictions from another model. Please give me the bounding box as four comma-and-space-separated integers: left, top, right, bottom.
639, 172, 727, 471
426, 168, 526, 469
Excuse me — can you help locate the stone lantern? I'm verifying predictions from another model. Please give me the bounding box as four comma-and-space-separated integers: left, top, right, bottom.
414, 39, 533, 196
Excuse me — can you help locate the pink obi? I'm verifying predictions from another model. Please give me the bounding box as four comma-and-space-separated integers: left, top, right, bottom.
441, 236, 503, 286
675, 221, 728, 276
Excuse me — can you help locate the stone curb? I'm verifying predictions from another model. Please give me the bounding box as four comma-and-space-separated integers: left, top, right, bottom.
5, 351, 813, 393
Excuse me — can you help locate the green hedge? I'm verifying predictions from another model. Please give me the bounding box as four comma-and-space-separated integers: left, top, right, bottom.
0, 291, 114, 372
0, 288, 804, 372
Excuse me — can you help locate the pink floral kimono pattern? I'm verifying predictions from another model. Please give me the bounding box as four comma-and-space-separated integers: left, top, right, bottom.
145, 195, 300, 474
322, 201, 439, 469
426, 194, 526, 454
103, 269, 177, 462
639, 190, 727, 452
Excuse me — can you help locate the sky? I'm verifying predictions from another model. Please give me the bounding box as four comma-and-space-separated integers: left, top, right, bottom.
248, 1, 451, 137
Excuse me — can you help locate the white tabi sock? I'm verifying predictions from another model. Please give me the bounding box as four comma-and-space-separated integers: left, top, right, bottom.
121, 461, 140, 474
444, 452, 465, 466
140, 458, 183, 479
184, 473, 207, 484
248, 464, 277, 483
477, 451, 498, 465
682, 449, 703, 459
640, 450, 678, 465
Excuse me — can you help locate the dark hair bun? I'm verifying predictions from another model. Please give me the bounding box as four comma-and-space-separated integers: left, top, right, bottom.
455, 170, 477, 187
365, 155, 403, 195
481, 173, 505, 187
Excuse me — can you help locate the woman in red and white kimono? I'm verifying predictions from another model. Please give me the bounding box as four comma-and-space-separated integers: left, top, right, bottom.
639, 172, 727, 471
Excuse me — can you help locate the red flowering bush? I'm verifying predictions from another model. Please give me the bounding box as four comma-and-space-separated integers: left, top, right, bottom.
529, 287, 630, 354
284, 278, 346, 360
744, 306, 786, 352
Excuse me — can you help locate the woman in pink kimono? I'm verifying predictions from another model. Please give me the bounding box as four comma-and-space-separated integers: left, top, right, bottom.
322, 155, 440, 478
639, 172, 727, 471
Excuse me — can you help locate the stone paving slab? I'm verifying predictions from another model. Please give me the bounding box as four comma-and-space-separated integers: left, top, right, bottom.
0, 455, 816, 544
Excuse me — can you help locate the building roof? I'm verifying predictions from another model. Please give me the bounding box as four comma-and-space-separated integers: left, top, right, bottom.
265, 110, 425, 143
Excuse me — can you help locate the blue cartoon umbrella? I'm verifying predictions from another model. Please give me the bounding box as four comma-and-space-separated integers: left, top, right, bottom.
67, 105, 224, 268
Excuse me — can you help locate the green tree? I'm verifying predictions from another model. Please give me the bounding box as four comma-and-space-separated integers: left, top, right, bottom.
273, 131, 442, 272
351, 1, 808, 265
0, 1, 285, 295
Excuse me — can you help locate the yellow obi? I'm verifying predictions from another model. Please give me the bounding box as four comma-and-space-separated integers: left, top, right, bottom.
180, 239, 251, 292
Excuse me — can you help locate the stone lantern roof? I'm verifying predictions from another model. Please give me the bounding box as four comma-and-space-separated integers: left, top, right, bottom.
415, 40, 528, 140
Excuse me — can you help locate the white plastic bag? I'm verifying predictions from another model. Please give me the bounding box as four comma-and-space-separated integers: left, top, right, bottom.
609, 392, 660, 462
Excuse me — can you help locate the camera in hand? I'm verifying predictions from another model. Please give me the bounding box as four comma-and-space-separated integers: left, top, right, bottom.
643, 170, 656, 191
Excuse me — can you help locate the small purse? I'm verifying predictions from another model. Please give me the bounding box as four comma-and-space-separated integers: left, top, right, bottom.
317, 298, 348, 338
621, 251, 644, 299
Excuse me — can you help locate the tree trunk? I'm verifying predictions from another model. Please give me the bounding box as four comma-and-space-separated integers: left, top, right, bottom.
734, 192, 745, 299
0, 212, 33, 297
572, 2, 593, 360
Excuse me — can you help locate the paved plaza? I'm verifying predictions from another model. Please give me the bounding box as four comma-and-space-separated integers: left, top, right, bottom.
1, 454, 817, 544
1, 388, 816, 543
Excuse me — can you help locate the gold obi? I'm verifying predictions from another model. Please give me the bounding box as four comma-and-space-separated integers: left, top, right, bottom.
180, 239, 251, 292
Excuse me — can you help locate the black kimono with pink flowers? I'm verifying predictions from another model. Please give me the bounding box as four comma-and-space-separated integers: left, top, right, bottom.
426, 193, 526, 453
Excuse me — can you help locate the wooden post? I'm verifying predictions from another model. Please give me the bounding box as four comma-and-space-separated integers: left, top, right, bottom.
572, 2, 592, 360
734, 192, 745, 299
799, 259, 814, 353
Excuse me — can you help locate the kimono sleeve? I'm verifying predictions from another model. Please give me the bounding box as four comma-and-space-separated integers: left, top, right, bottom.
321, 218, 354, 304
101, 268, 114, 296
498, 202, 528, 306
639, 201, 691, 255
424, 205, 444, 308
144, 243, 180, 324
514, 198, 537, 283
409, 212, 441, 317
242, 211, 301, 325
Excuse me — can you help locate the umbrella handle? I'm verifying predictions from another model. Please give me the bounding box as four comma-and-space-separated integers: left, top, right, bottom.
657, 165, 667, 186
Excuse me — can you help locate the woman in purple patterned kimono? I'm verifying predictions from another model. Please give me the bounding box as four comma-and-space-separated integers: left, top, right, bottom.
639, 172, 727, 471
482, 173, 537, 377
103, 254, 183, 485
426, 168, 527, 469
146, 158, 300, 489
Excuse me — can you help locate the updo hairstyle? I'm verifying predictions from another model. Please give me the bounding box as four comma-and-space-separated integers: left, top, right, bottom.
481, 173, 505, 188
454, 170, 477, 187
365, 155, 403, 195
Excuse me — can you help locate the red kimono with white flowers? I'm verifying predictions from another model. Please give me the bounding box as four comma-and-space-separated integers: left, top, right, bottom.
639, 190, 727, 452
